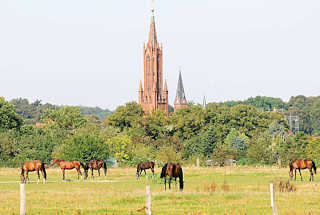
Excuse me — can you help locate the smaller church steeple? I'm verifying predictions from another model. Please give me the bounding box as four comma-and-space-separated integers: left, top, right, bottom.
174, 71, 188, 111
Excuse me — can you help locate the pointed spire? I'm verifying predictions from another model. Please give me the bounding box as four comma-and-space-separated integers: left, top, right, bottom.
148, 0, 157, 47
139, 80, 143, 91
151, 0, 155, 17
202, 95, 206, 109
174, 71, 187, 105
164, 79, 168, 92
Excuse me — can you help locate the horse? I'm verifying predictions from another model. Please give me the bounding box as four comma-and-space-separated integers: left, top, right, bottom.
80, 160, 107, 180
289, 158, 317, 181
160, 162, 183, 191
136, 161, 155, 179
20, 161, 46, 184
50, 158, 82, 180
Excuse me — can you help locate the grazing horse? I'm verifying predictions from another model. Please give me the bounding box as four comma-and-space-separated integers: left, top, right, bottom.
50, 158, 82, 180
136, 161, 155, 179
160, 162, 183, 191
81, 160, 107, 180
20, 161, 46, 184
289, 158, 317, 181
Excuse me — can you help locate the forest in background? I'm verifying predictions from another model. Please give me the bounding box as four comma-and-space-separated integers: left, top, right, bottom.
0, 95, 319, 167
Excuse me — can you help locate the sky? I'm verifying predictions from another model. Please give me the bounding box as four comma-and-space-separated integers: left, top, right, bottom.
0, 0, 319, 110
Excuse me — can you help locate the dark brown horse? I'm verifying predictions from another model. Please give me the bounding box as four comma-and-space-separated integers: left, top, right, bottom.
20, 161, 46, 184
136, 161, 155, 179
289, 158, 317, 181
50, 158, 82, 180
160, 162, 183, 191
81, 160, 107, 180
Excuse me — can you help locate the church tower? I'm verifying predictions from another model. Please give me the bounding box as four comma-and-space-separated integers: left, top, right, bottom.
174, 71, 188, 111
138, 1, 169, 116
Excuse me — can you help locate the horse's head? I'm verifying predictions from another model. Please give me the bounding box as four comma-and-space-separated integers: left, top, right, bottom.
136, 164, 141, 179
84, 169, 88, 180
289, 165, 294, 180
50, 158, 58, 167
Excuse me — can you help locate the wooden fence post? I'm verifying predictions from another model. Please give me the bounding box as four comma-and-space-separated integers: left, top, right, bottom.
145, 186, 151, 215
270, 184, 278, 215
196, 158, 200, 168
20, 183, 26, 215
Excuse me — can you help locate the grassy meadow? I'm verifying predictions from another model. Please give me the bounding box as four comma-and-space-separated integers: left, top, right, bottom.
0, 166, 319, 215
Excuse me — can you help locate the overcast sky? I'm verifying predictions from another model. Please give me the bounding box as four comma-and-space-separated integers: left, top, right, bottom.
1, 0, 319, 110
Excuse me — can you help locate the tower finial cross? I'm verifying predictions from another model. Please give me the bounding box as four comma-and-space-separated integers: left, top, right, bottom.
151, 0, 155, 16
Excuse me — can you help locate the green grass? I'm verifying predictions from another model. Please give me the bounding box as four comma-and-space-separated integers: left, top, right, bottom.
0, 166, 319, 214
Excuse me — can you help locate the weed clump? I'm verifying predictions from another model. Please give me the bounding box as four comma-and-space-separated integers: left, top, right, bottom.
222, 181, 230, 192
203, 182, 216, 193
278, 181, 296, 192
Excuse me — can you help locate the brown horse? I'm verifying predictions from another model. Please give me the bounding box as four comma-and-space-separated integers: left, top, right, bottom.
160, 162, 183, 191
20, 161, 46, 184
81, 160, 107, 180
50, 158, 82, 180
136, 161, 155, 179
289, 158, 317, 181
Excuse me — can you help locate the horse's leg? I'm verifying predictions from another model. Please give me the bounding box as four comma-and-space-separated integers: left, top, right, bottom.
79, 168, 83, 180
169, 177, 172, 190
41, 169, 46, 184
37, 170, 40, 184
294, 169, 297, 181
91, 168, 94, 180
26, 171, 30, 183
164, 177, 167, 190
62, 169, 65, 181
98, 168, 101, 177
152, 168, 154, 177
144, 169, 147, 175
175, 177, 177, 190
310, 168, 313, 181
298, 169, 302, 181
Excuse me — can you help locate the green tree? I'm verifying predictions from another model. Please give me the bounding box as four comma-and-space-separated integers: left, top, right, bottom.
247, 132, 273, 165
142, 110, 169, 140
0, 97, 23, 130
106, 133, 132, 161
42, 106, 87, 131
171, 105, 205, 140
53, 124, 109, 164
202, 126, 219, 157
105, 102, 144, 131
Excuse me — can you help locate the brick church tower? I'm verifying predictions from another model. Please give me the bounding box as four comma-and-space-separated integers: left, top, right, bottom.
138, 2, 169, 116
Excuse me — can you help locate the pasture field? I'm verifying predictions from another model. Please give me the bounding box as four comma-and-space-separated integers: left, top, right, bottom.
0, 166, 319, 215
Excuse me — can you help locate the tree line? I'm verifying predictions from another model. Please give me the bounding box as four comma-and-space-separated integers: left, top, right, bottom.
0, 96, 319, 167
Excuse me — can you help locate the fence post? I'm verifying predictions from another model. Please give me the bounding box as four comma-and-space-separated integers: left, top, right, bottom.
145, 186, 151, 215
196, 158, 200, 168
20, 183, 26, 215
270, 184, 278, 215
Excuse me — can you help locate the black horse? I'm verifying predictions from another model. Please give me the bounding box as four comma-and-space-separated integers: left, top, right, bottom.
81, 160, 107, 180
136, 161, 155, 179
160, 162, 183, 191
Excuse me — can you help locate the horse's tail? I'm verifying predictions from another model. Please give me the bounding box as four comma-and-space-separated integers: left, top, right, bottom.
103, 161, 107, 176
160, 163, 167, 178
179, 167, 184, 191
42, 163, 47, 180
312, 159, 317, 174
